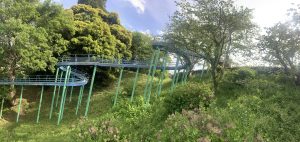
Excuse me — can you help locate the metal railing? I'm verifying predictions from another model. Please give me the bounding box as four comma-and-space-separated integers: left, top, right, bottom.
58, 54, 184, 68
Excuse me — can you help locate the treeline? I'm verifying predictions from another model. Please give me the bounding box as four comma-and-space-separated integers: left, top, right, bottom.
164, 0, 300, 93
0, 0, 152, 105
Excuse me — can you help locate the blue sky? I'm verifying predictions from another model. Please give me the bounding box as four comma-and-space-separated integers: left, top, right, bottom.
55, 0, 299, 36
54, 0, 176, 35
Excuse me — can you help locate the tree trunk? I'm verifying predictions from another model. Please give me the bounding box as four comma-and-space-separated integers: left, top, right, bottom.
211, 63, 218, 93
8, 63, 17, 106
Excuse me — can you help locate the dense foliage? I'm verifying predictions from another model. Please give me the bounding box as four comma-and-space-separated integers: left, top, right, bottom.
165, 0, 256, 92
163, 83, 213, 115
68, 70, 300, 142
69, 4, 132, 60
258, 23, 300, 75
1, 0, 300, 142
131, 32, 153, 60
78, 0, 107, 9
0, 0, 73, 104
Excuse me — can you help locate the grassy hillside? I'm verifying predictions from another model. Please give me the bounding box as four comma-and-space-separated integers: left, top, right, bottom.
1, 68, 300, 141
0, 70, 172, 141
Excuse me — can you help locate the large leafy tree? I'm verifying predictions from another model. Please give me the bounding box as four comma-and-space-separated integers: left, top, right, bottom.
164, 0, 255, 92
258, 23, 300, 75
69, 4, 132, 60
78, 0, 107, 9
36, 1, 75, 57
131, 32, 153, 60
0, 0, 73, 105
259, 5, 300, 84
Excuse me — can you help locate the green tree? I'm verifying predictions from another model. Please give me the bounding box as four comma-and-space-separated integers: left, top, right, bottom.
164, 0, 255, 92
131, 32, 153, 60
288, 3, 300, 26
78, 0, 107, 9
36, 1, 75, 57
70, 4, 132, 60
258, 23, 300, 75
0, 0, 73, 105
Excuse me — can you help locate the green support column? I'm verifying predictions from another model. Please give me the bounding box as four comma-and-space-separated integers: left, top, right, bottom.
171, 56, 180, 92
16, 86, 24, 123
61, 67, 72, 120
200, 61, 206, 80
113, 67, 124, 106
50, 68, 60, 119
57, 66, 70, 125
146, 49, 160, 103
143, 51, 156, 100
156, 53, 168, 97
69, 86, 74, 103
175, 69, 180, 87
56, 71, 64, 107
184, 67, 190, 84
76, 86, 84, 115
0, 98, 4, 119
181, 69, 187, 85
130, 68, 140, 102
84, 66, 97, 117
36, 86, 44, 123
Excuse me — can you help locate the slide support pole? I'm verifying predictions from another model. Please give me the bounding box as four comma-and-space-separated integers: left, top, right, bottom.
36, 86, 44, 123
84, 66, 97, 117
16, 86, 24, 123
130, 68, 140, 102
113, 67, 124, 106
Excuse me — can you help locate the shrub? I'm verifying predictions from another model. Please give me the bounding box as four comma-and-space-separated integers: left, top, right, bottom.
71, 116, 122, 142
157, 109, 224, 141
223, 67, 256, 86
163, 82, 214, 115
211, 95, 263, 141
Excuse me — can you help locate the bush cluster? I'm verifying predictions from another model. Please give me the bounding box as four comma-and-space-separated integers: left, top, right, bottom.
223, 67, 256, 86
163, 82, 214, 115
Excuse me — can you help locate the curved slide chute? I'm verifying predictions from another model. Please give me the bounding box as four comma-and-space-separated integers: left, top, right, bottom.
0, 42, 196, 124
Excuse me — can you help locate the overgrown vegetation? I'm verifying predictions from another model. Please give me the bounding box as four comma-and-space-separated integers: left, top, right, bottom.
1, 0, 300, 141
63, 68, 300, 142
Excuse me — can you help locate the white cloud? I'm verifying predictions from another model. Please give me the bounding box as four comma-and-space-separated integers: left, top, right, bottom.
156, 30, 164, 35
124, 0, 146, 14
140, 29, 151, 35
236, 0, 299, 28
